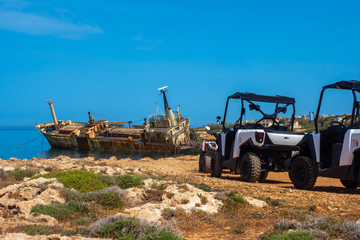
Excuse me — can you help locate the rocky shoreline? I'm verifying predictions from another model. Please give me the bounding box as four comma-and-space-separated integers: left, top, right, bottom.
0, 156, 359, 239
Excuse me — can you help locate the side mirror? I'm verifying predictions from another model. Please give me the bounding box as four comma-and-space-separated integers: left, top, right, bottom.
216, 116, 221, 125
309, 112, 315, 122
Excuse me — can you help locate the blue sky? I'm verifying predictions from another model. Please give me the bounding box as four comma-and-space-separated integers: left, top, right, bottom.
1, 0, 360, 127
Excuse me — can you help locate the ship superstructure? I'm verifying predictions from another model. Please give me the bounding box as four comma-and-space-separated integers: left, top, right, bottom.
36, 87, 207, 153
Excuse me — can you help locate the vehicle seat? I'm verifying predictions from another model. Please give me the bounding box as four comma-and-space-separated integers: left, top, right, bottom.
277, 126, 288, 131
320, 126, 347, 168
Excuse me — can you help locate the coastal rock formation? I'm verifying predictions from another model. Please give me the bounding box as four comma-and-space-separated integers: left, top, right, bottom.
0, 178, 64, 225
123, 182, 223, 223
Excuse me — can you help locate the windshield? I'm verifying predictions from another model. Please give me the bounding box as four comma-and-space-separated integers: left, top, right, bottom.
316, 89, 360, 130
224, 99, 295, 130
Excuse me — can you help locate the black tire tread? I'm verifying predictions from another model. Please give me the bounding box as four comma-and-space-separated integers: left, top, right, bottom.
203, 153, 212, 173
289, 156, 317, 190
211, 151, 222, 177
198, 152, 205, 172
240, 152, 261, 183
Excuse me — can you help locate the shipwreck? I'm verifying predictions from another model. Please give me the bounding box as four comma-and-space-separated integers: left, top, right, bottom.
36, 87, 211, 153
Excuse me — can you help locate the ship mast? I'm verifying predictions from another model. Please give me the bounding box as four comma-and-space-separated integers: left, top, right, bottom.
46, 100, 59, 130
159, 86, 170, 111
158, 86, 177, 127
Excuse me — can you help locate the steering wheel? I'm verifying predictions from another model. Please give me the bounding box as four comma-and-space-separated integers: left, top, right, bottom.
330, 121, 346, 128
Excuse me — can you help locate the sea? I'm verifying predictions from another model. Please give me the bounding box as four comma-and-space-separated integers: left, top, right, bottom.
0, 126, 174, 160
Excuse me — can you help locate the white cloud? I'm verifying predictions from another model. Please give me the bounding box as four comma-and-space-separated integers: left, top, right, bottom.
0, 8, 103, 39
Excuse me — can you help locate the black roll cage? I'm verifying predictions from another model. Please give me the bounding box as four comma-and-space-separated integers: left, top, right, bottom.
315, 80, 360, 133
222, 92, 296, 132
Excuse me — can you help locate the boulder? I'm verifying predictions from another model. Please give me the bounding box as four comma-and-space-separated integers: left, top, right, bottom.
0, 178, 64, 224
122, 183, 223, 223
243, 196, 268, 208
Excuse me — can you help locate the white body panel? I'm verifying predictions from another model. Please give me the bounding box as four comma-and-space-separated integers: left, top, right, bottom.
233, 130, 265, 158
220, 130, 304, 159
221, 133, 226, 156
339, 129, 360, 166
312, 133, 321, 163
312, 129, 360, 167
267, 133, 303, 146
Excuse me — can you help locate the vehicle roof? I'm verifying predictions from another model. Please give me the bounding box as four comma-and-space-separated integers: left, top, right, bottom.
228, 92, 295, 104
323, 80, 360, 91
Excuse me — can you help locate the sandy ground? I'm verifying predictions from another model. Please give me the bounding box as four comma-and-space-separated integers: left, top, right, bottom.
1, 155, 359, 239
99, 155, 360, 239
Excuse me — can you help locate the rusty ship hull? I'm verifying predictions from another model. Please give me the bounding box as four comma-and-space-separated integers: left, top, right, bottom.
43, 133, 193, 152
39, 122, 200, 153
36, 88, 212, 154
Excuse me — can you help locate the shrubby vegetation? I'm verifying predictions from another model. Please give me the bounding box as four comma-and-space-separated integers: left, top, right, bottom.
17, 225, 88, 236
262, 217, 360, 240
34, 170, 108, 192
31, 201, 98, 222
0, 168, 38, 181
98, 219, 181, 240
34, 170, 144, 192
10, 168, 39, 180
261, 231, 315, 240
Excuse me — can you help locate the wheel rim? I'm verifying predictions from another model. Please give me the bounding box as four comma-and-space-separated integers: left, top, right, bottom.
240, 160, 250, 176
295, 165, 306, 181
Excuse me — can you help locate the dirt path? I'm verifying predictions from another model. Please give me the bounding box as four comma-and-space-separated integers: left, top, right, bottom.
102, 156, 360, 210
101, 155, 360, 239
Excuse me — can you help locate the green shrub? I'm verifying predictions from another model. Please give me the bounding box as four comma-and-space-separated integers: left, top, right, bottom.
221, 192, 247, 214
260, 197, 285, 207
91, 192, 123, 209
227, 193, 246, 204
192, 183, 212, 192
144, 229, 182, 240
35, 170, 108, 192
21, 225, 89, 236
197, 193, 208, 205
151, 183, 168, 190
22, 225, 60, 235
261, 231, 315, 240
99, 219, 181, 240
273, 217, 360, 240
10, 169, 39, 181
115, 174, 144, 189
31, 201, 97, 222
308, 205, 317, 212
60, 188, 91, 202
98, 174, 117, 186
